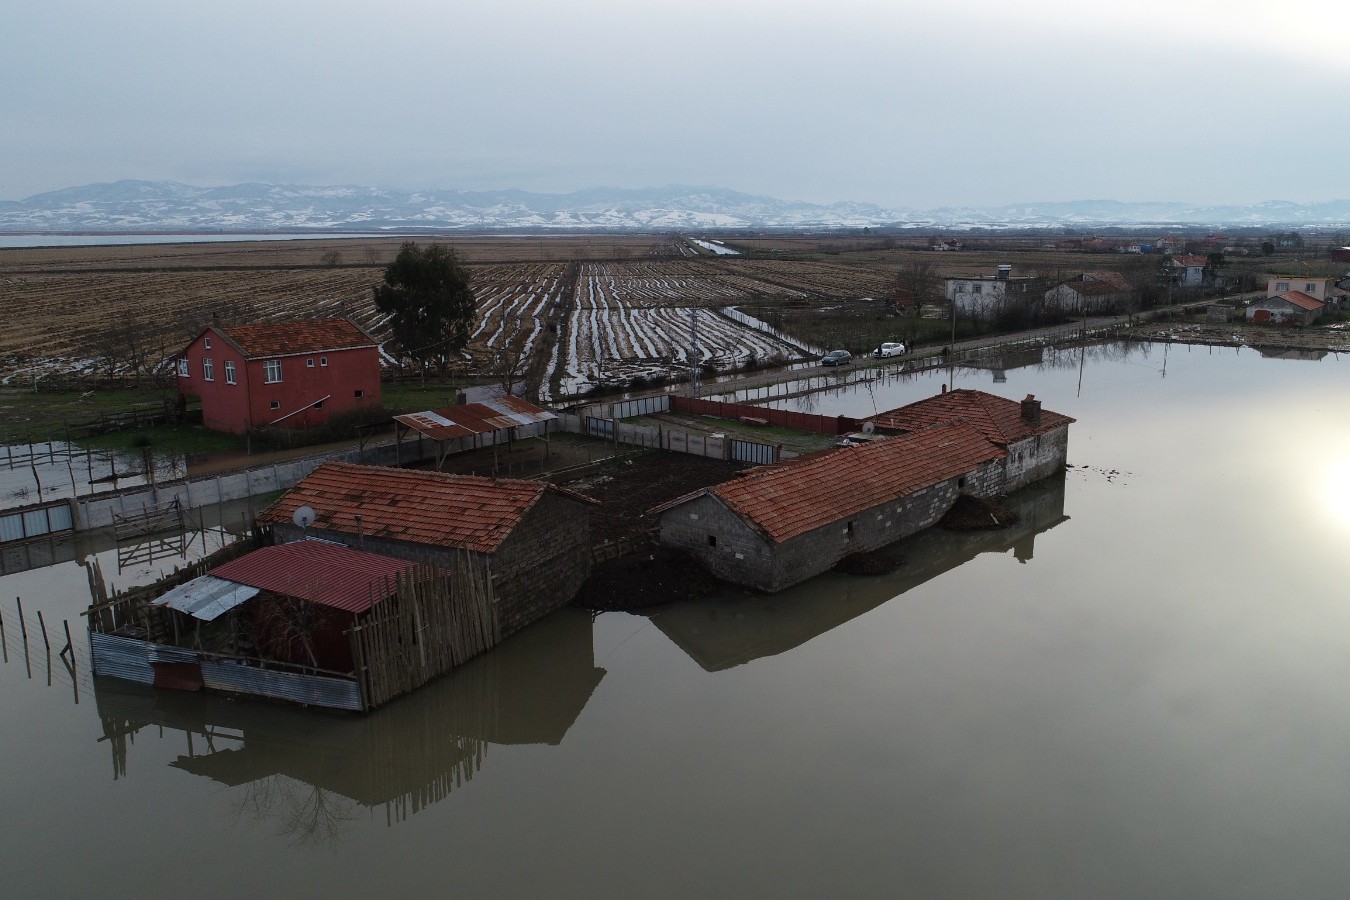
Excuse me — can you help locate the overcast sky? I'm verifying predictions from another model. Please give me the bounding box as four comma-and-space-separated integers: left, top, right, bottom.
3, 0, 1346, 209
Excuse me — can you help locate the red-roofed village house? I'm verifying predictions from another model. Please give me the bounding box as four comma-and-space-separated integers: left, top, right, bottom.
177, 318, 381, 434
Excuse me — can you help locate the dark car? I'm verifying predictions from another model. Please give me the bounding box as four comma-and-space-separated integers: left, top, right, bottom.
821, 350, 852, 366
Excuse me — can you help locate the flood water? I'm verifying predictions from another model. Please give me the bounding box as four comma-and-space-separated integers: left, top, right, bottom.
3, 340, 1350, 898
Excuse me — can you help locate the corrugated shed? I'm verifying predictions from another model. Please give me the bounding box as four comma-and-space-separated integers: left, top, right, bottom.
394, 396, 557, 442
200, 660, 362, 711
220, 318, 377, 359
259, 462, 592, 554
210, 540, 419, 613
152, 575, 261, 621
658, 422, 1005, 544
870, 389, 1074, 445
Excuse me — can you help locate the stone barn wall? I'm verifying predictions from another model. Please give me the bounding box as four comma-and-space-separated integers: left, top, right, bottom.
1002, 425, 1071, 493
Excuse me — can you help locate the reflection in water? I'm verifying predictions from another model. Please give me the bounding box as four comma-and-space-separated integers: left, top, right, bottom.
93, 608, 604, 836
650, 474, 1068, 671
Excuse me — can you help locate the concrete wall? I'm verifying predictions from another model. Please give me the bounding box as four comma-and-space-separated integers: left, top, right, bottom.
73, 437, 439, 531
1001, 425, 1071, 494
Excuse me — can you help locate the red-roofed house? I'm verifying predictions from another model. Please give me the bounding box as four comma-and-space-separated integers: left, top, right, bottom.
1165, 255, 1209, 288
654, 389, 1073, 592
177, 318, 381, 434
259, 462, 595, 636
1246, 291, 1325, 325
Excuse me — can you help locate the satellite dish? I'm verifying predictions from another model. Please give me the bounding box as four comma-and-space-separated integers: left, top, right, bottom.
293, 505, 317, 529
861, 421, 876, 435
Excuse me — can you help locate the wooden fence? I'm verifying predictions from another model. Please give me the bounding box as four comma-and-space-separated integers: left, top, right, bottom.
348, 556, 499, 711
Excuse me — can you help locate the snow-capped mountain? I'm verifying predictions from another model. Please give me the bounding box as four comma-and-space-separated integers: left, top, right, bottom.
1, 181, 1348, 231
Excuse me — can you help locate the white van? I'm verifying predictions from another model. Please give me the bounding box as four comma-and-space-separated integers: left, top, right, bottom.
873, 342, 905, 358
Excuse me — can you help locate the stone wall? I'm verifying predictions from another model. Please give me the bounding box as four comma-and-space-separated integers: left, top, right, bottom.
1003, 426, 1071, 494
658, 494, 775, 590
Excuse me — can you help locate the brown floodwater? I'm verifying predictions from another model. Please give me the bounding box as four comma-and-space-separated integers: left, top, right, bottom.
2, 340, 1349, 898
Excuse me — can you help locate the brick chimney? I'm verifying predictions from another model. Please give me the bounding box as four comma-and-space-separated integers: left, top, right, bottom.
1020, 394, 1041, 425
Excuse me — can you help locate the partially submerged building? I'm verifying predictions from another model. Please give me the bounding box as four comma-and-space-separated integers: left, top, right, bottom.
655, 389, 1072, 592
89, 461, 596, 711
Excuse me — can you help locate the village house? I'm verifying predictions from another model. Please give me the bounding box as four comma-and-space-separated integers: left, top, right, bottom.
1265, 275, 1334, 304
1246, 291, 1324, 325
1044, 278, 1130, 315
259, 461, 595, 638
945, 265, 1037, 318
177, 318, 381, 434
655, 390, 1073, 593
1164, 254, 1209, 288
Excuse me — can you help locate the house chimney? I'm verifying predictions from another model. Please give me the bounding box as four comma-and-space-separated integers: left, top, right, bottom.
1020, 394, 1041, 425
997, 264, 1013, 281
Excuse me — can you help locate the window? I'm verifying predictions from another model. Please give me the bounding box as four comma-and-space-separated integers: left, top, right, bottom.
1276, 281, 1290, 292
1306, 283, 1317, 293
269, 400, 280, 410
320, 356, 328, 367
306, 358, 315, 368
973, 284, 983, 295
202, 358, 214, 381
263, 359, 282, 383
312, 400, 324, 409
354, 389, 364, 399
204, 336, 212, 349
177, 358, 189, 378
224, 360, 236, 384
707, 535, 717, 547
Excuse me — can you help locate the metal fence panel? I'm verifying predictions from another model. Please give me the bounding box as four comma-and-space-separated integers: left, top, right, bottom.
201, 661, 362, 711
90, 632, 156, 684
730, 440, 778, 465
584, 416, 614, 439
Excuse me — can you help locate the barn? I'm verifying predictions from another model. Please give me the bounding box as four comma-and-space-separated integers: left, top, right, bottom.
177, 317, 381, 434
259, 461, 596, 637
654, 389, 1073, 593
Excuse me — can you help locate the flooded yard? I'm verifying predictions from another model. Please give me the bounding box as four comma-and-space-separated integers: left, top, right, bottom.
2, 340, 1349, 897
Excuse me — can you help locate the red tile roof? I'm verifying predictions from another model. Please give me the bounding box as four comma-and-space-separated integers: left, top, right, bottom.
660, 423, 1005, 544
870, 389, 1073, 446
1273, 290, 1325, 311
218, 318, 378, 359
259, 462, 592, 553
1172, 255, 1208, 267
211, 540, 419, 614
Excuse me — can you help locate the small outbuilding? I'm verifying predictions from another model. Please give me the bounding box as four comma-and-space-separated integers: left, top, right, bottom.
177, 317, 382, 434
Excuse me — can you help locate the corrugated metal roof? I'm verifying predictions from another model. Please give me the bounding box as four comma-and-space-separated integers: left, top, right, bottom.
259, 461, 592, 553
210, 540, 420, 614
394, 396, 557, 442
152, 575, 261, 621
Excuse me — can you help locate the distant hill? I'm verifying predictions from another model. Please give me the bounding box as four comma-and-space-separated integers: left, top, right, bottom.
2, 181, 1348, 231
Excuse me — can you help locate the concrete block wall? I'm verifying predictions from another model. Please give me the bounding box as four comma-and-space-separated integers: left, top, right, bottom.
1003, 427, 1070, 493
659, 494, 775, 590
492, 493, 593, 637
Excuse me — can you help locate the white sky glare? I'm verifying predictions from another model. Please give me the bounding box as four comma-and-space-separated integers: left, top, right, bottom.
2, 0, 1346, 209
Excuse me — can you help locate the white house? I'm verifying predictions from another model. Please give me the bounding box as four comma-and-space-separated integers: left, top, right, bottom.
945, 264, 1036, 317
1266, 276, 1332, 303
1165, 255, 1208, 288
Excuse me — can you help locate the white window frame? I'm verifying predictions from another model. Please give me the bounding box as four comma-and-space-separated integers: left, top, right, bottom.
320, 356, 328, 367
224, 360, 236, 385
306, 358, 315, 368
263, 359, 282, 384
177, 358, 189, 378
202, 358, 214, 382
204, 336, 212, 349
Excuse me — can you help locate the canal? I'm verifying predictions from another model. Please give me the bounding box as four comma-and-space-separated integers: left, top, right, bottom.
2, 340, 1348, 898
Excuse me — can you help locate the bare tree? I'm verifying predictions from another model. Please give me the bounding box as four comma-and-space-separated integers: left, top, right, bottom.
491, 326, 533, 397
